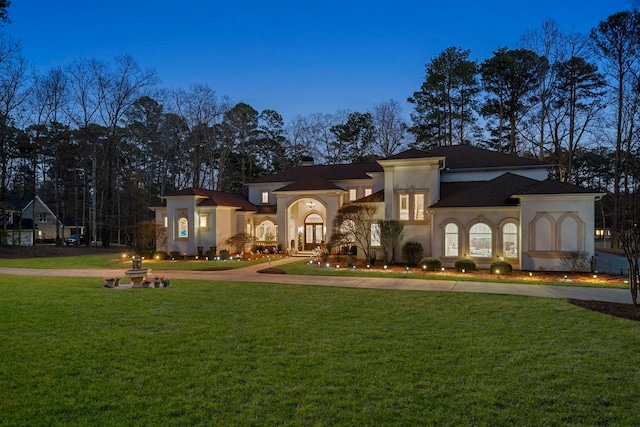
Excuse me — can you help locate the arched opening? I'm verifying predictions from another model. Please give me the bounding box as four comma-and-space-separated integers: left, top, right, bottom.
304, 213, 324, 250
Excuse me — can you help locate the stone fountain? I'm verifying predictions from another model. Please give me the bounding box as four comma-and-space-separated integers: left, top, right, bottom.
125, 256, 151, 288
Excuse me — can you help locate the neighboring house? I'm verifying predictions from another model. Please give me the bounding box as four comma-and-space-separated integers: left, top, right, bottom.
9, 196, 84, 244
153, 145, 604, 271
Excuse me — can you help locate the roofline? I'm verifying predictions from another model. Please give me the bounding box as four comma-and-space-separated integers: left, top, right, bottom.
442, 164, 553, 173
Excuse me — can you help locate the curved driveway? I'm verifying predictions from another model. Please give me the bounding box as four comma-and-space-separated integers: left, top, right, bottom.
0, 256, 632, 304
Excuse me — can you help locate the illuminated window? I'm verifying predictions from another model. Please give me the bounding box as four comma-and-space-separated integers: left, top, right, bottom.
371, 223, 381, 246
349, 189, 357, 201
261, 191, 269, 204
178, 217, 188, 238
503, 223, 518, 258
199, 215, 208, 228
399, 194, 409, 220
163, 216, 168, 228
364, 188, 372, 197
469, 223, 492, 257
445, 223, 458, 257
414, 194, 424, 220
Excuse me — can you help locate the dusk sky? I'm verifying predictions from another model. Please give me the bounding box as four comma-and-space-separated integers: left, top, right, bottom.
9, 1, 632, 121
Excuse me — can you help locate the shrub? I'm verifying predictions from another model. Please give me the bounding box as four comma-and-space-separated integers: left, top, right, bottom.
419, 257, 442, 271
205, 249, 216, 259
455, 259, 477, 272
169, 251, 181, 260
347, 255, 355, 268
154, 251, 169, 260
137, 250, 154, 259
490, 261, 513, 274
219, 249, 230, 260
401, 241, 424, 266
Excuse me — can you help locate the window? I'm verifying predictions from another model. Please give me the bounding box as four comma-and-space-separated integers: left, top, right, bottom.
178, 217, 188, 238
257, 220, 275, 241
199, 215, 208, 228
445, 223, 458, 257
414, 194, 424, 220
261, 191, 269, 204
38, 213, 48, 223
364, 188, 372, 197
469, 223, 492, 257
349, 189, 357, 201
371, 223, 381, 246
502, 223, 518, 258
163, 215, 168, 228
399, 194, 409, 220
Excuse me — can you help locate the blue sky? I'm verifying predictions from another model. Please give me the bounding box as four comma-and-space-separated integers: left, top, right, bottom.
9, 0, 631, 122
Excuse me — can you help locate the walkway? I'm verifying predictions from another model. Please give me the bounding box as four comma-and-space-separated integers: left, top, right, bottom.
0, 256, 632, 304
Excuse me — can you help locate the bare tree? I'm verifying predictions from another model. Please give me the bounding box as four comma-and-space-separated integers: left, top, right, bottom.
370, 99, 407, 157
330, 204, 378, 264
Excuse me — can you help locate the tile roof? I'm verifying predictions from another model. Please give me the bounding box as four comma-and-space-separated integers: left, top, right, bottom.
432, 173, 536, 208
162, 188, 257, 211
513, 179, 601, 195
432, 173, 601, 208
353, 189, 384, 203
385, 145, 550, 169
426, 145, 551, 170
273, 179, 345, 192
250, 161, 382, 184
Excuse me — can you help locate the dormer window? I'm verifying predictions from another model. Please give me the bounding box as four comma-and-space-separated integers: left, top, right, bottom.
261, 191, 269, 204
349, 189, 357, 201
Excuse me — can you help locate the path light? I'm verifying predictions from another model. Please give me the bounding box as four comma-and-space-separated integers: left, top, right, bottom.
529, 272, 533, 277
384, 265, 388, 270
336, 265, 340, 269
155, 255, 160, 260
206, 256, 209, 261
195, 256, 198, 260
422, 265, 427, 271
352, 266, 356, 270
405, 266, 410, 272
496, 269, 500, 275
366, 264, 370, 269
593, 274, 598, 279
441, 267, 445, 272
462, 268, 466, 273
326, 263, 330, 268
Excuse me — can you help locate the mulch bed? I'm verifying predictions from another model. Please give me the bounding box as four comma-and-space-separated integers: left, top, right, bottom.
257, 267, 286, 274
569, 299, 640, 322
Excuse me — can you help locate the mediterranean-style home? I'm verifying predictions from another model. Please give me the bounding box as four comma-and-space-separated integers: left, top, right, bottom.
152, 145, 604, 271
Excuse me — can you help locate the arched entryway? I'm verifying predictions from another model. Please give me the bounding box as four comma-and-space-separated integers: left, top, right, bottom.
304, 213, 324, 250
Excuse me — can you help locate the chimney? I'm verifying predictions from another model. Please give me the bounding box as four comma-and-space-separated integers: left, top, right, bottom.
301, 156, 314, 166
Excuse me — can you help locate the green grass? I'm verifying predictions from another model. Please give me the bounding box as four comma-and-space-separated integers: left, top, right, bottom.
1, 275, 639, 425
0, 253, 273, 270
278, 259, 628, 288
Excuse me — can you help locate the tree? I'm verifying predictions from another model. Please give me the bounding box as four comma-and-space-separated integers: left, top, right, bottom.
552, 56, 606, 182
369, 99, 407, 157
225, 232, 257, 254
0, 0, 10, 26
590, 10, 640, 248
480, 47, 547, 154
329, 204, 378, 264
619, 224, 640, 307
330, 111, 376, 163
409, 46, 479, 147
378, 219, 403, 264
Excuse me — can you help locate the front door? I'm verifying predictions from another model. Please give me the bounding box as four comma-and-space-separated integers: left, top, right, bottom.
304, 213, 323, 250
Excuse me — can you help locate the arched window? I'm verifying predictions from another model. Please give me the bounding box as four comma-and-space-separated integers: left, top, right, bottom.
257, 220, 275, 241
469, 223, 492, 257
444, 223, 459, 257
502, 223, 518, 258
178, 217, 188, 238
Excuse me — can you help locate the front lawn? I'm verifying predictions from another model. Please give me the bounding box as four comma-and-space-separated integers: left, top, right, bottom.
0, 253, 276, 270
1, 275, 639, 425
